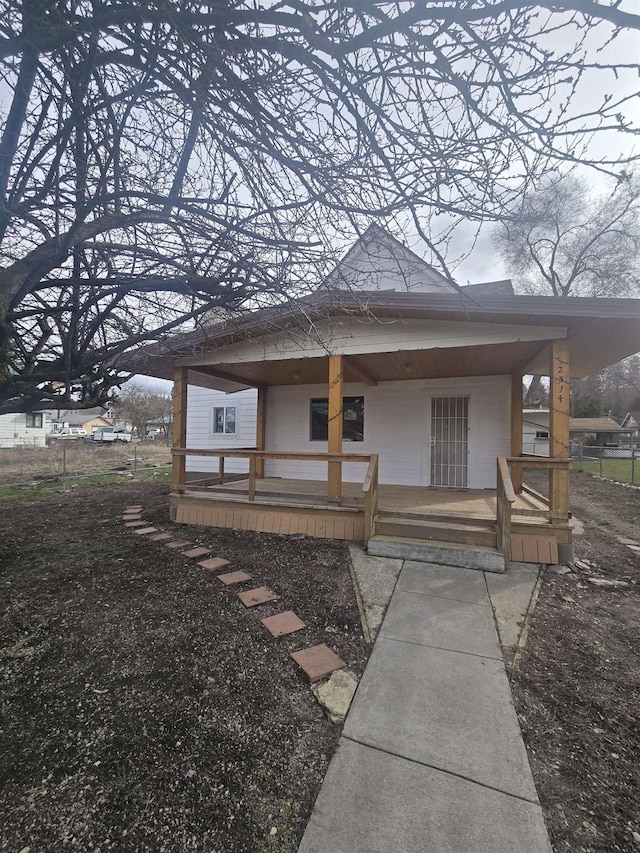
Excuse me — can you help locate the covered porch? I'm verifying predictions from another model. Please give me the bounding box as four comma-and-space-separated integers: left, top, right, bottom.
152, 292, 640, 564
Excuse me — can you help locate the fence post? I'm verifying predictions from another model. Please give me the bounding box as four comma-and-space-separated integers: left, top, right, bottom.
133, 444, 137, 478
632, 450, 636, 486
599, 451, 603, 478
62, 444, 67, 489
578, 444, 583, 472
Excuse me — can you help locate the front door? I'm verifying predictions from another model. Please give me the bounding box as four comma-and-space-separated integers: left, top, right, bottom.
430, 396, 469, 487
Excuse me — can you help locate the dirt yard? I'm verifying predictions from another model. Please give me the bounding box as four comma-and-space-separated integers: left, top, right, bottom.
0, 477, 370, 852
511, 471, 640, 853
0, 442, 171, 485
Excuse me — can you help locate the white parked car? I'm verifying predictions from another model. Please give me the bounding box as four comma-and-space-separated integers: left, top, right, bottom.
92, 426, 133, 443
48, 427, 87, 440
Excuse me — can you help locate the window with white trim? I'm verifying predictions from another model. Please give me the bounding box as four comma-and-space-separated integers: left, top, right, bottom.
213, 406, 237, 435
535, 430, 549, 439
26, 413, 43, 429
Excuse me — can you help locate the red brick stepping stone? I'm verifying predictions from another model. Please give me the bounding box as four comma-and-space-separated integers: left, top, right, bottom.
182, 547, 210, 558
165, 540, 192, 549
134, 527, 159, 535
261, 611, 306, 638
198, 557, 230, 572
237, 586, 277, 608
125, 520, 147, 528
149, 532, 172, 541
290, 644, 346, 683
218, 570, 252, 585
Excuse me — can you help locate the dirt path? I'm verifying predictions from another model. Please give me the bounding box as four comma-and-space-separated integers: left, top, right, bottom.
511, 471, 640, 853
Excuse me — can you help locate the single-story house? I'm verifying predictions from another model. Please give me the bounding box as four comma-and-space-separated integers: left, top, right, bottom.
45, 407, 111, 435
0, 411, 49, 448
129, 225, 640, 567
524, 411, 634, 452
570, 417, 634, 448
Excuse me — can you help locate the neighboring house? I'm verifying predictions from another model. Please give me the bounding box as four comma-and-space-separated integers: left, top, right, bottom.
0, 411, 48, 448
524, 411, 634, 453
523, 408, 551, 456
129, 224, 640, 566
45, 407, 111, 435
621, 411, 640, 446
570, 417, 634, 448
146, 414, 173, 438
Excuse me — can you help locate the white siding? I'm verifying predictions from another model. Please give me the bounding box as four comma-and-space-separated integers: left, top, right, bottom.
263, 376, 510, 489
185, 386, 257, 474
183, 317, 567, 368
0, 413, 48, 448
523, 410, 550, 456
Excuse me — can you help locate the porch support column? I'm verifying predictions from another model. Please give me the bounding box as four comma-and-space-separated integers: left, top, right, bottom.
256, 385, 267, 479
549, 339, 570, 523
327, 354, 343, 499
172, 367, 188, 512
511, 373, 523, 493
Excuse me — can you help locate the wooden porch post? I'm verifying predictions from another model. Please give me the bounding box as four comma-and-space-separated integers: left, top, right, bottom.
256, 385, 267, 478
511, 373, 523, 493
327, 354, 343, 498
172, 366, 188, 492
549, 339, 570, 522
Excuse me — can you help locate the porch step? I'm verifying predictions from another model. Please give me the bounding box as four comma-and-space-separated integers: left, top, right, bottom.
367, 535, 505, 574
374, 514, 497, 548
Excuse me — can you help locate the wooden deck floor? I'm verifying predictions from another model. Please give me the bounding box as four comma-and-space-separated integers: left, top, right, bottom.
194, 477, 546, 520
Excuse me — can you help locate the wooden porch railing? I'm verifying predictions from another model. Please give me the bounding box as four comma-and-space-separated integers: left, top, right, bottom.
496, 456, 516, 559
171, 448, 378, 539
362, 454, 379, 547
496, 455, 571, 560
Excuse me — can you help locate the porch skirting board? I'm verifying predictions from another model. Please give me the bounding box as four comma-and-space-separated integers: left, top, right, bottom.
171, 496, 365, 541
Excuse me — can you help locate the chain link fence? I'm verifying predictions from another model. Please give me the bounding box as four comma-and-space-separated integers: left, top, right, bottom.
572, 444, 639, 485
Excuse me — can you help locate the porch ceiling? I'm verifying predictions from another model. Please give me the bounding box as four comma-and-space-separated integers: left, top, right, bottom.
189, 339, 550, 389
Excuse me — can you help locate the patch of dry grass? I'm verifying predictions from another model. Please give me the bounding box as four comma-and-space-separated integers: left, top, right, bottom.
0, 442, 171, 485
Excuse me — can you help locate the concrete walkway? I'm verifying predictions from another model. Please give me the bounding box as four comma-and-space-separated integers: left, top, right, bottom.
298, 561, 552, 853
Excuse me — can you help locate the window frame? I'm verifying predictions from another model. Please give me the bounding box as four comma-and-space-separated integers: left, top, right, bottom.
213, 405, 237, 436
535, 430, 549, 440
26, 412, 43, 429
309, 396, 365, 442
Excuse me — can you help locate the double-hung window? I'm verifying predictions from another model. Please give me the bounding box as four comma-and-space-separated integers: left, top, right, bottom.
213, 406, 237, 435
26, 413, 43, 429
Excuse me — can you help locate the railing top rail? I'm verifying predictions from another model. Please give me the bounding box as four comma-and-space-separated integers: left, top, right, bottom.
362, 454, 379, 493
506, 455, 570, 465
497, 456, 517, 503
171, 448, 373, 463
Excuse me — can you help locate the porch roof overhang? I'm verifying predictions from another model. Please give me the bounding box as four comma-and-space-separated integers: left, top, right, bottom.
127, 291, 640, 391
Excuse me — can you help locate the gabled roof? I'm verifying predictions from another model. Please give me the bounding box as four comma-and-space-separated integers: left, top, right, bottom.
570, 417, 631, 433
621, 411, 640, 428
43, 407, 109, 425
322, 223, 456, 293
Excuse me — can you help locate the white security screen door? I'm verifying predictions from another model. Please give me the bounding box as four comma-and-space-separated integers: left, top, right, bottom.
430, 396, 469, 487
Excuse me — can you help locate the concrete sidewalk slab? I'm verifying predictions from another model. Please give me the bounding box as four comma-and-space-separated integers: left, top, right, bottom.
343, 637, 538, 801
348, 544, 402, 638
399, 561, 491, 605
485, 562, 539, 651
298, 739, 552, 853
380, 589, 501, 659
